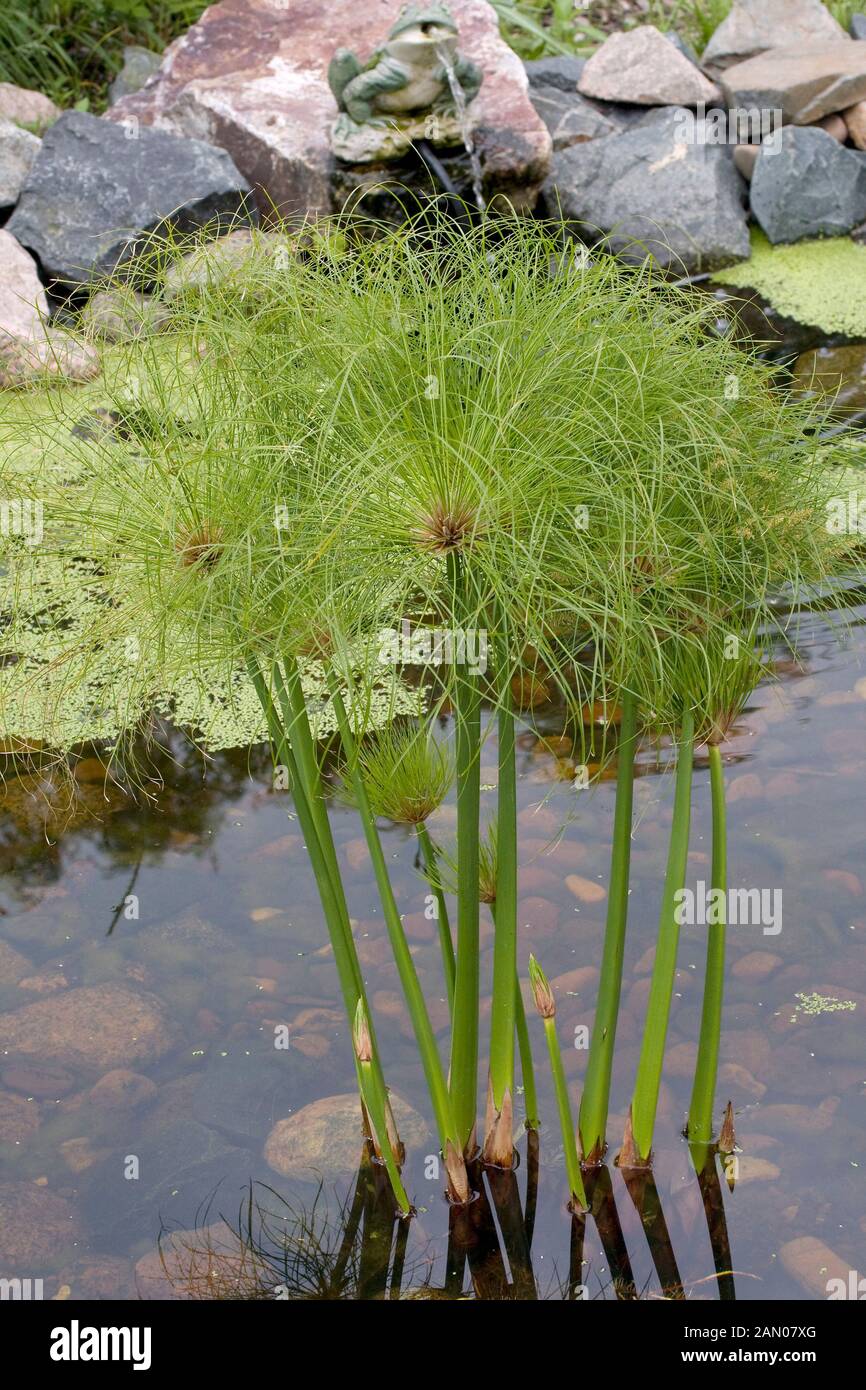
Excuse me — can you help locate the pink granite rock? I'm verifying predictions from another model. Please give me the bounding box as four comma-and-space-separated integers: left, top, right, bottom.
722, 42, 866, 125
107, 0, 551, 217
702, 0, 848, 74
0, 229, 99, 387
0, 82, 60, 130
578, 25, 722, 107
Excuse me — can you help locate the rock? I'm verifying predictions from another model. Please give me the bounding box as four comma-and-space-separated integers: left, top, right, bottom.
162, 227, 275, 298
565, 873, 607, 904
69, 1255, 136, 1301
578, 27, 721, 107
18, 971, 68, 995
721, 42, 866, 126
854, 15, 866, 41
750, 126, 866, 243
7, 110, 256, 294
0, 117, 40, 209
109, 0, 550, 215
191, 1043, 335, 1145
718, 1061, 766, 1099
60, 1136, 106, 1172
0, 1182, 84, 1265
546, 107, 750, 275
780, 1235, 851, 1297
664, 32, 701, 69
732, 1155, 781, 1183
817, 112, 849, 140
733, 143, 760, 180
703, 0, 847, 74
529, 85, 621, 151
0, 939, 32, 986
135, 1219, 269, 1299
88, 1069, 158, 1110
845, 98, 866, 148
0, 229, 100, 387
0, 983, 176, 1072
80, 287, 169, 341
524, 56, 586, 92
264, 1091, 428, 1180
731, 950, 783, 981
108, 46, 163, 106
757, 1097, 840, 1135
1, 1062, 75, 1097
0, 83, 59, 131
791, 343, 866, 415
0, 1088, 40, 1142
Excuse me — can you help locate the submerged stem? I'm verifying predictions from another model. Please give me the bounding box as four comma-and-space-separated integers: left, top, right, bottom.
329, 669, 469, 1202
447, 551, 482, 1153
687, 742, 727, 1161
529, 955, 587, 1212
627, 708, 695, 1165
416, 820, 456, 1012
579, 688, 638, 1163
484, 644, 518, 1165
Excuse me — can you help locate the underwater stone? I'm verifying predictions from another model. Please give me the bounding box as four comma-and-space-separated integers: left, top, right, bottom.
0, 983, 176, 1072
578, 26, 721, 107
721, 42, 866, 125
750, 126, 866, 243
7, 110, 256, 293
546, 107, 750, 275
791, 342, 866, 416
107, 0, 551, 216
0, 1183, 85, 1267
703, 0, 847, 74
264, 1092, 429, 1181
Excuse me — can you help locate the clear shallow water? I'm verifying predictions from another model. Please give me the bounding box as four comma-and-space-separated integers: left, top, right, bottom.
1, 595, 865, 1300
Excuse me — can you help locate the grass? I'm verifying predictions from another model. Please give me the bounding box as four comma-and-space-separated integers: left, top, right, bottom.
1, 208, 852, 1210
645, 0, 861, 51
0, 1, 207, 111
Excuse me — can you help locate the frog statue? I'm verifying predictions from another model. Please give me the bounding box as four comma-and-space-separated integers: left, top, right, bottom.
328, 3, 483, 164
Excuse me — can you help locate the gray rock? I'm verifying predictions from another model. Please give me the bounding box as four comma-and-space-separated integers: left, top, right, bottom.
529, 84, 621, 151
578, 25, 721, 107
721, 42, 866, 125
664, 31, 701, 69
524, 56, 586, 92
264, 1092, 429, 1181
545, 107, 750, 275
750, 125, 866, 243
7, 111, 256, 293
853, 14, 866, 40
703, 0, 847, 73
108, 46, 163, 105
191, 1043, 340, 1146
0, 117, 40, 209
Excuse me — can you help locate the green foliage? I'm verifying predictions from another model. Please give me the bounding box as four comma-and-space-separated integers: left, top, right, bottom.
490, 1, 604, 59
0, 1, 207, 110
341, 721, 454, 825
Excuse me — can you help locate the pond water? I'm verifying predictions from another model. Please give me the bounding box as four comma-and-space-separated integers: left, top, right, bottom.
1, 587, 865, 1301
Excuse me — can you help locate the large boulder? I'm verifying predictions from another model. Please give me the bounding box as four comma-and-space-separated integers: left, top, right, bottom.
702, 0, 848, 73
0, 229, 99, 387
721, 42, 866, 125
578, 26, 721, 107
0, 983, 176, 1072
545, 107, 750, 275
0, 117, 40, 211
7, 110, 256, 293
524, 56, 586, 92
750, 125, 866, 243
107, 0, 551, 217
